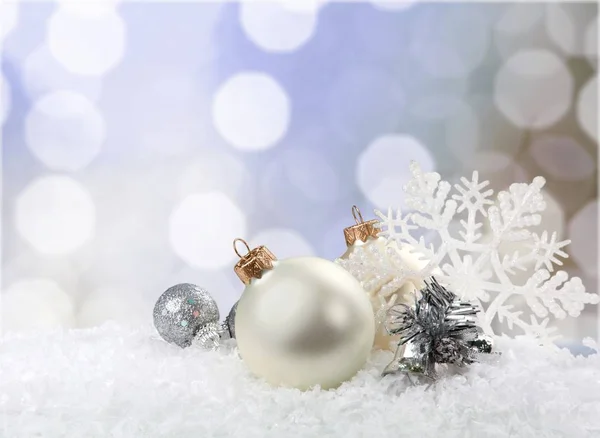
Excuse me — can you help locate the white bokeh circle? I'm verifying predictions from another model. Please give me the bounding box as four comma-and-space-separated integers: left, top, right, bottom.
545, 4, 596, 57
0, 72, 10, 125
469, 95, 525, 159
280, 0, 325, 13
251, 228, 315, 259
23, 45, 104, 102
530, 136, 595, 182
47, 8, 126, 76
77, 286, 147, 328
259, 148, 342, 223
73, 182, 176, 296
57, 0, 121, 18
410, 8, 490, 78
240, 1, 318, 52
545, 4, 578, 56
177, 152, 247, 200
212, 72, 290, 151
445, 101, 479, 163
0, 1, 19, 43
494, 4, 555, 61
2, 255, 80, 300
585, 17, 597, 64
495, 50, 573, 129
370, 0, 414, 11
16, 176, 96, 255
327, 66, 406, 142
262, 148, 341, 204
568, 200, 598, 278
357, 135, 435, 209
25, 90, 105, 171
1, 279, 75, 332
466, 150, 513, 174
412, 94, 465, 121
577, 75, 597, 142
495, 3, 544, 36
169, 192, 247, 270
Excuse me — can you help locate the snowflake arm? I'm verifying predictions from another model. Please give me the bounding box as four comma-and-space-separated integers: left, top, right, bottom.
529, 231, 570, 272
487, 177, 546, 243
404, 162, 457, 232
373, 163, 599, 344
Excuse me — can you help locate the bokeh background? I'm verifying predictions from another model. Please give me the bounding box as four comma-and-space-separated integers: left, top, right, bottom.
1, 1, 597, 341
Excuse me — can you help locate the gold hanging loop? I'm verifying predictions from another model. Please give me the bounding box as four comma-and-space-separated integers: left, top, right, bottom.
233, 238, 277, 285
233, 238, 251, 259
343, 206, 380, 247
351, 205, 364, 225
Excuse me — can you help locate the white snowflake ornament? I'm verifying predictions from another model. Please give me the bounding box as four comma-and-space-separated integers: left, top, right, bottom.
374, 161, 599, 343
336, 206, 440, 350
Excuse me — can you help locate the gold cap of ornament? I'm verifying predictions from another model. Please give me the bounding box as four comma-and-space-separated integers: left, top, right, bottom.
233, 238, 277, 285
343, 205, 380, 247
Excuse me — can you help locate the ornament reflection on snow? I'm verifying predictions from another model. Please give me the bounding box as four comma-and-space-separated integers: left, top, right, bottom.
374, 162, 599, 343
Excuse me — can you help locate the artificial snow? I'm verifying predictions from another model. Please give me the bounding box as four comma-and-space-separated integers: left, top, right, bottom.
2, 325, 600, 437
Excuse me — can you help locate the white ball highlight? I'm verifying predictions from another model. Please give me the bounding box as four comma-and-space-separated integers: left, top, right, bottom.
495, 50, 573, 129
212, 72, 290, 151
169, 192, 246, 270
25, 90, 105, 171
16, 176, 96, 255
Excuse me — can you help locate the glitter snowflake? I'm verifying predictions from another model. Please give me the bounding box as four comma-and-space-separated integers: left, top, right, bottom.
354, 162, 598, 343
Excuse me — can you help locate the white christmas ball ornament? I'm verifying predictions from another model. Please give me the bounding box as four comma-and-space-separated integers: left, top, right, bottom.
336, 206, 439, 351
233, 239, 375, 390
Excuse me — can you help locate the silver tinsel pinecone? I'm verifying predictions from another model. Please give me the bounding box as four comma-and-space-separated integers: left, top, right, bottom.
383, 277, 494, 380
153, 283, 221, 349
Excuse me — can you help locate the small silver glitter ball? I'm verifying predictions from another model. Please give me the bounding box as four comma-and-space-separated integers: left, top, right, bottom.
220, 301, 238, 340
153, 283, 220, 349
